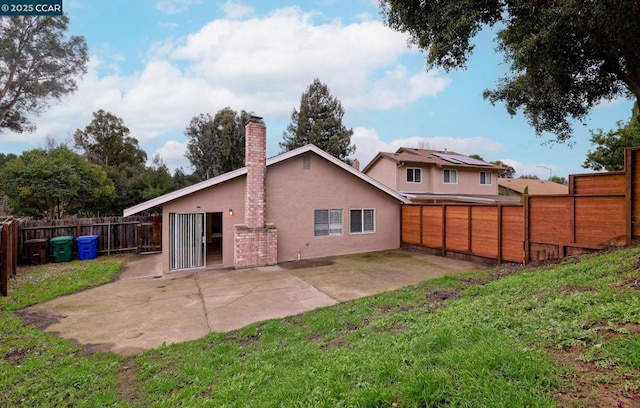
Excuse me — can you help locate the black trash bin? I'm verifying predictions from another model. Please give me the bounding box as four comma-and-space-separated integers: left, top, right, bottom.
25, 238, 49, 265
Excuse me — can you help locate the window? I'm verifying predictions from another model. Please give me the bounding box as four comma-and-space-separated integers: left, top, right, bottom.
406, 168, 422, 183
443, 169, 457, 184
350, 209, 375, 234
480, 171, 492, 185
314, 209, 342, 236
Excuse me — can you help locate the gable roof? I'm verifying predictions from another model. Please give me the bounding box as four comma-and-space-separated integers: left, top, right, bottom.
362, 147, 505, 173
498, 178, 568, 195
124, 144, 410, 216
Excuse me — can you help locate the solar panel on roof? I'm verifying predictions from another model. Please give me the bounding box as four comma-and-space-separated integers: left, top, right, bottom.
432, 153, 491, 166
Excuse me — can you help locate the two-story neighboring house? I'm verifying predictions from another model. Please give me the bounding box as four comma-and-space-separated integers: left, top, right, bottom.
362, 148, 510, 203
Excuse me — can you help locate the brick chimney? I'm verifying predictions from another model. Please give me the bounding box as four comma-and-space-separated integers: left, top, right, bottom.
244, 116, 266, 228
234, 115, 278, 269
352, 158, 360, 171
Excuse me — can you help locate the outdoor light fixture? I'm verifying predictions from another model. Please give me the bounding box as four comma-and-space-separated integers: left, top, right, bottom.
229, 209, 234, 216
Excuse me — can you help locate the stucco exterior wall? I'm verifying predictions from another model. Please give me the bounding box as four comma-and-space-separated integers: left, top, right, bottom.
395, 164, 434, 193
161, 177, 245, 273
265, 152, 402, 262
161, 151, 402, 272
431, 168, 499, 195
363, 157, 398, 190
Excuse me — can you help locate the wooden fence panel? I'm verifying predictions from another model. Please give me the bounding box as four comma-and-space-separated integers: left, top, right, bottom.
421, 206, 443, 248
528, 196, 572, 244
401, 206, 421, 245
575, 196, 626, 245
571, 173, 626, 195
501, 206, 525, 263
445, 206, 469, 252
0, 218, 18, 296
470, 206, 498, 259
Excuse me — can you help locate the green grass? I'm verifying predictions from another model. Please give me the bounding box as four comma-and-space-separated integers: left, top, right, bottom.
2, 249, 640, 407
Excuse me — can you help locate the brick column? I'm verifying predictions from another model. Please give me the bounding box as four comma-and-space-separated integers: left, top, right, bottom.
234, 115, 278, 268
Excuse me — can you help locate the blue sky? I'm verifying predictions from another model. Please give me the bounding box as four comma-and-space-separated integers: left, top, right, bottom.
1, 0, 635, 179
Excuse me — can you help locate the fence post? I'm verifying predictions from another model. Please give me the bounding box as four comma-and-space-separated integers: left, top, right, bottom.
1, 224, 6, 296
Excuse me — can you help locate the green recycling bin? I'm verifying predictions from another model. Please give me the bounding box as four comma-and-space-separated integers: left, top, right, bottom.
50, 236, 74, 263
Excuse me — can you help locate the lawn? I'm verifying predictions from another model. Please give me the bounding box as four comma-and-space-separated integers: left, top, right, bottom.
1, 249, 639, 407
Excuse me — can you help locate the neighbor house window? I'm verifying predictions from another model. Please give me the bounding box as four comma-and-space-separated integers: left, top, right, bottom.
314, 209, 343, 236
350, 209, 375, 234
443, 169, 457, 184
480, 171, 492, 185
406, 168, 422, 183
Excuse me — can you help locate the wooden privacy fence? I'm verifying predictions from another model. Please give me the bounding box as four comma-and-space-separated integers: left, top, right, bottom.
402, 147, 640, 264
1, 218, 18, 296
17, 216, 162, 264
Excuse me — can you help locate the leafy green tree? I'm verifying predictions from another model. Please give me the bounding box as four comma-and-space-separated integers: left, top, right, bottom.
73, 109, 148, 215
280, 78, 355, 162
491, 160, 515, 178
380, 1, 640, 142
140, 155, 175, 201
549, 176, 568, 185
0, 16, 88, 133
583, 104, 640, 171
73, 109, 147, 168
519, 174, 540, 180
185, 107, 250, 181
1, 146, 114, 218
173, 167, 200, 190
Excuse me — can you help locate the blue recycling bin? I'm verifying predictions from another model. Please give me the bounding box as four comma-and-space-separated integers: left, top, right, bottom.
76, 235, 99, 260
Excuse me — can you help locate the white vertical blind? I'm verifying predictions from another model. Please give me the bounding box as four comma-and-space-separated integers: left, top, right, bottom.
169, 213, 205, 270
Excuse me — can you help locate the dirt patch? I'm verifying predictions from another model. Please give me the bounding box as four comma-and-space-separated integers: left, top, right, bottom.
549, 346, 639, 408
2, 346, 36, 365
279, 258, 335, 270
14, 310, 64, 331
612, 277, 640, 290
559, 285, 597, 295
116, 360, 143, 406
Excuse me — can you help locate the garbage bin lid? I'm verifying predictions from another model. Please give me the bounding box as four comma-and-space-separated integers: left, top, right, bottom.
50, 235, 74, 243
26, 238, 49, 243
76, 235, 99, 243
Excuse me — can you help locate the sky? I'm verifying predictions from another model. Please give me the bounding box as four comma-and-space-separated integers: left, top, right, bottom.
1, 0, 636, 179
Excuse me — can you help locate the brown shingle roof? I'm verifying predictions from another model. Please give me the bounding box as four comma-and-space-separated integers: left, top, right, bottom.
498, 178, 568, 195
363, 148, 505, 172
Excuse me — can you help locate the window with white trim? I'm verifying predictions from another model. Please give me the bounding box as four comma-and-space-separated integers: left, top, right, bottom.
443, 169, 457, 184
350, 209, 375, 234
314, 209, 343, 236
480, 171, 492, 185
406, 167, 422, 183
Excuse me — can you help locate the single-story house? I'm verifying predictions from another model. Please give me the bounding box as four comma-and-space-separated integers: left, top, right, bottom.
498, 178, 568, 196
362, 147, 508, 203
124, 116, 409, 274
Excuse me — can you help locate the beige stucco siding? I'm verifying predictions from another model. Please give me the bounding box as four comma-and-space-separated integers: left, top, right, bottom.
161, 177, 245, 273
364, 156, 398, 190
160, 151, 402, 272
396, 163, 433, 193
430, 168, 499, 195
266, 152, 401, 262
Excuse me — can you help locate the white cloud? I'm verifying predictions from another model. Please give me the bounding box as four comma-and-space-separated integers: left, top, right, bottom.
153, 140, 191, 172
2, 6, 451, 162
500, 159, 563, 179
220, 0, 254, 19
352, 127, 505, 168
155, 0, 202, 15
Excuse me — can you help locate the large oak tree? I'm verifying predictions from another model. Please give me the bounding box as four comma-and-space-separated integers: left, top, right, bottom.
0, 16, 88, 133
380, 0, 640, 142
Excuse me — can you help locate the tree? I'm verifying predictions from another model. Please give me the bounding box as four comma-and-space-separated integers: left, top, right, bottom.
0, 146, 114, 218
491, 160, 515, 178
583, 104, 640, 171
519, 174, 540, 180
380, 1, 640, 142
74, 109, 147, 169
280, 78, 355, 162
140, 155, 175, 201
185, 107, 250, 181
549, 176, 568, 185
0, 16, 88, 133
